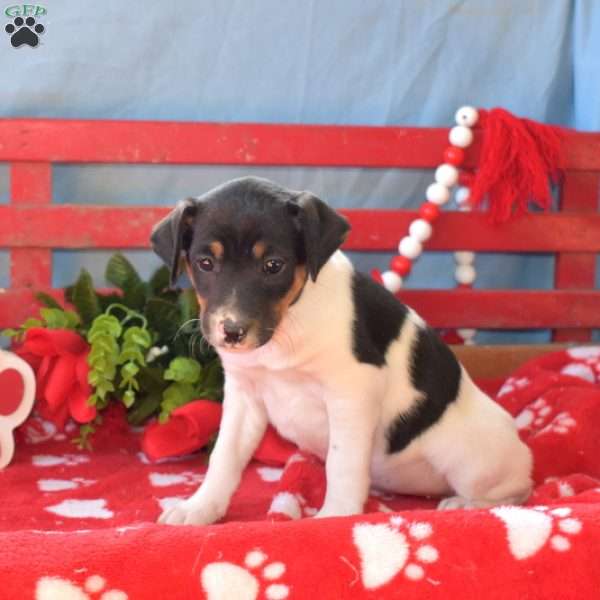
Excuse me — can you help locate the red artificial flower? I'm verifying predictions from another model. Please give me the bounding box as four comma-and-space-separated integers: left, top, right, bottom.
16, 328, 96, 428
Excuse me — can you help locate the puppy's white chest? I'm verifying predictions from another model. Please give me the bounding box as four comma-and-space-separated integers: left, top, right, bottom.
257, 370, 329, 459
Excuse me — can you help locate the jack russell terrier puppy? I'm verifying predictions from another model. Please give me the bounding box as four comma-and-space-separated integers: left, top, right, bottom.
151, 176, 533, 525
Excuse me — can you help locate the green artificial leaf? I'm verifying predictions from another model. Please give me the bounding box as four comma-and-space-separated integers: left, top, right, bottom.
23, 317, 43, 330
122, 389, 136, 408
123, 281, 148, 312
123, 326, 152, 348
35, 292, 64, 310
1, 328, 19, 338
145, 297, 180, 343
159, 382, 196, 422
105, 253, 142, 292
65, 310, 81, 329
178, 289, 199, 325
96, 379, 115, 399
88, 314, 123, 340
197, 358, 224, 401
118, 348, 146, 365
120, 361, 140, 380
127, 390, 162, 426
72, 269, 101, 327
149, 265, 171, 295
136, 365, 168, 392
40, 308, 69, 329
164, 357, 202, 384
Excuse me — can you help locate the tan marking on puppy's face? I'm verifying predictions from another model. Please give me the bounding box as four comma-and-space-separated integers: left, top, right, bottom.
209, 241, 224, 260
275, 265, 308, 320
185, 261, 207, 314
252, 241, 267, 260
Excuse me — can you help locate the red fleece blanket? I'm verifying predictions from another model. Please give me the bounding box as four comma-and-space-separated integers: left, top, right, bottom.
2, 346, 600, 600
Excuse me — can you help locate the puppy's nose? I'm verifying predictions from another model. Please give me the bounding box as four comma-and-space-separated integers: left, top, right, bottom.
222, 319, 249, 345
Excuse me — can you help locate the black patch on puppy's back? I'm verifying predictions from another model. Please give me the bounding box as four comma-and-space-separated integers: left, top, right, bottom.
351, 272, 408, 367
386, 326, 461, 453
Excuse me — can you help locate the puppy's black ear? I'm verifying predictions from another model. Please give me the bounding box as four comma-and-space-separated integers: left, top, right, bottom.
150, 198, 199, 287
292, 192, 350, 282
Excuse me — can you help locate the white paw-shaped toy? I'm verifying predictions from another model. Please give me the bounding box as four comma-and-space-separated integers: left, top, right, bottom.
0, 349, 35, 469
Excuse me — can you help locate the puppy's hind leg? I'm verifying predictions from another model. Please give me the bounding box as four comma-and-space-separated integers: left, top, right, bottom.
425, 388, 533, 510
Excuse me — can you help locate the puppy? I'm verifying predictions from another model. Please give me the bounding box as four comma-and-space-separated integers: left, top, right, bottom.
151, 176, 532, 525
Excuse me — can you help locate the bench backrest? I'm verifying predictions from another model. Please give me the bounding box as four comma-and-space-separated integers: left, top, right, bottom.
1, 119, 599, 341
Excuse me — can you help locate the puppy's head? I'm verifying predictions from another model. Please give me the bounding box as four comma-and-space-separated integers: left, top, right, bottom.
151, 177, 349, 352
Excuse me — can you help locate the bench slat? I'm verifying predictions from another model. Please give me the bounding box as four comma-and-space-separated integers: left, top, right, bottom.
1, 206, 600, 253
0, 118, 599, 170
2, 289, 599, 330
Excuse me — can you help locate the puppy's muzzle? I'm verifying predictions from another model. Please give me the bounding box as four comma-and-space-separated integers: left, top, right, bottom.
221, 318, 250, 346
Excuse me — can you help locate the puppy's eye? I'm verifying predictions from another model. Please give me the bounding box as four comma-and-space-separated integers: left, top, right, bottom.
263, 259, 284, 274
197, 257, 214, 272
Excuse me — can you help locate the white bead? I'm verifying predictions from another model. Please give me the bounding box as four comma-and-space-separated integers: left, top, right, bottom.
409, 219, 433, 242
381, 270, 403, 293
455, 106, 479, 127
449, 125, 473, 148
455, 264, 476, 285
458, 328, 477, 345
455, 186, 470, 206
434, 164, 459, 188
454, 251, 475, 265
398, 236, 423, 260
425, 183, 450, 206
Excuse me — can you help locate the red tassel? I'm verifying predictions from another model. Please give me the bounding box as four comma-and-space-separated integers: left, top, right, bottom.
469, 108, 565, 223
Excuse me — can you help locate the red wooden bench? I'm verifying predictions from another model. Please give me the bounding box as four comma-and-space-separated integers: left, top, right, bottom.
1, 119, 599, 374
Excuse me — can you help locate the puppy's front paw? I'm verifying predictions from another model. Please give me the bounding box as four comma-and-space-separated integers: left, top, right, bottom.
158, 497, 224, 526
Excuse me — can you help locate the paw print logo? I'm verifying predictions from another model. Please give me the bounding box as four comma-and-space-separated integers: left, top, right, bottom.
5, 16, 44, 48
36, 574, 127, 599
201, 549, 289, 600
491, 505, 582, 560
353, 516, 439, 590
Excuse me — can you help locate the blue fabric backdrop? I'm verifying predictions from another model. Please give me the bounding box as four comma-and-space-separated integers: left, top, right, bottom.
1, 0, 598, 342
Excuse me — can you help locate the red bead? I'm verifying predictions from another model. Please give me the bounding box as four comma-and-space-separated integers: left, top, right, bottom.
419, 202, 440, 222
443, 146, 465, 166
370, 268, 383, 284
390, 255, 412, 276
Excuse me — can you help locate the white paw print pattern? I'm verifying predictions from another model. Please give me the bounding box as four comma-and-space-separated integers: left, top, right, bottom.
497, 376, 530, 398
148, 471, 204, 487
32, 454, 90, 467
268, 492, 318, 519
560, 362, 597, 383
201, 549, 289, 600
352, 516, 439, 590
516, 398, 576, 435
515, 397, 553, 431
22, 416, 57, 444
36, 574, 127, 600
38, 477, 96, 492
491, 506, 582, 560
539, 411, 577, 436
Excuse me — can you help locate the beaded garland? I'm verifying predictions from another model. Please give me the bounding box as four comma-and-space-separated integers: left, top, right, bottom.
379, 105, 480, 344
